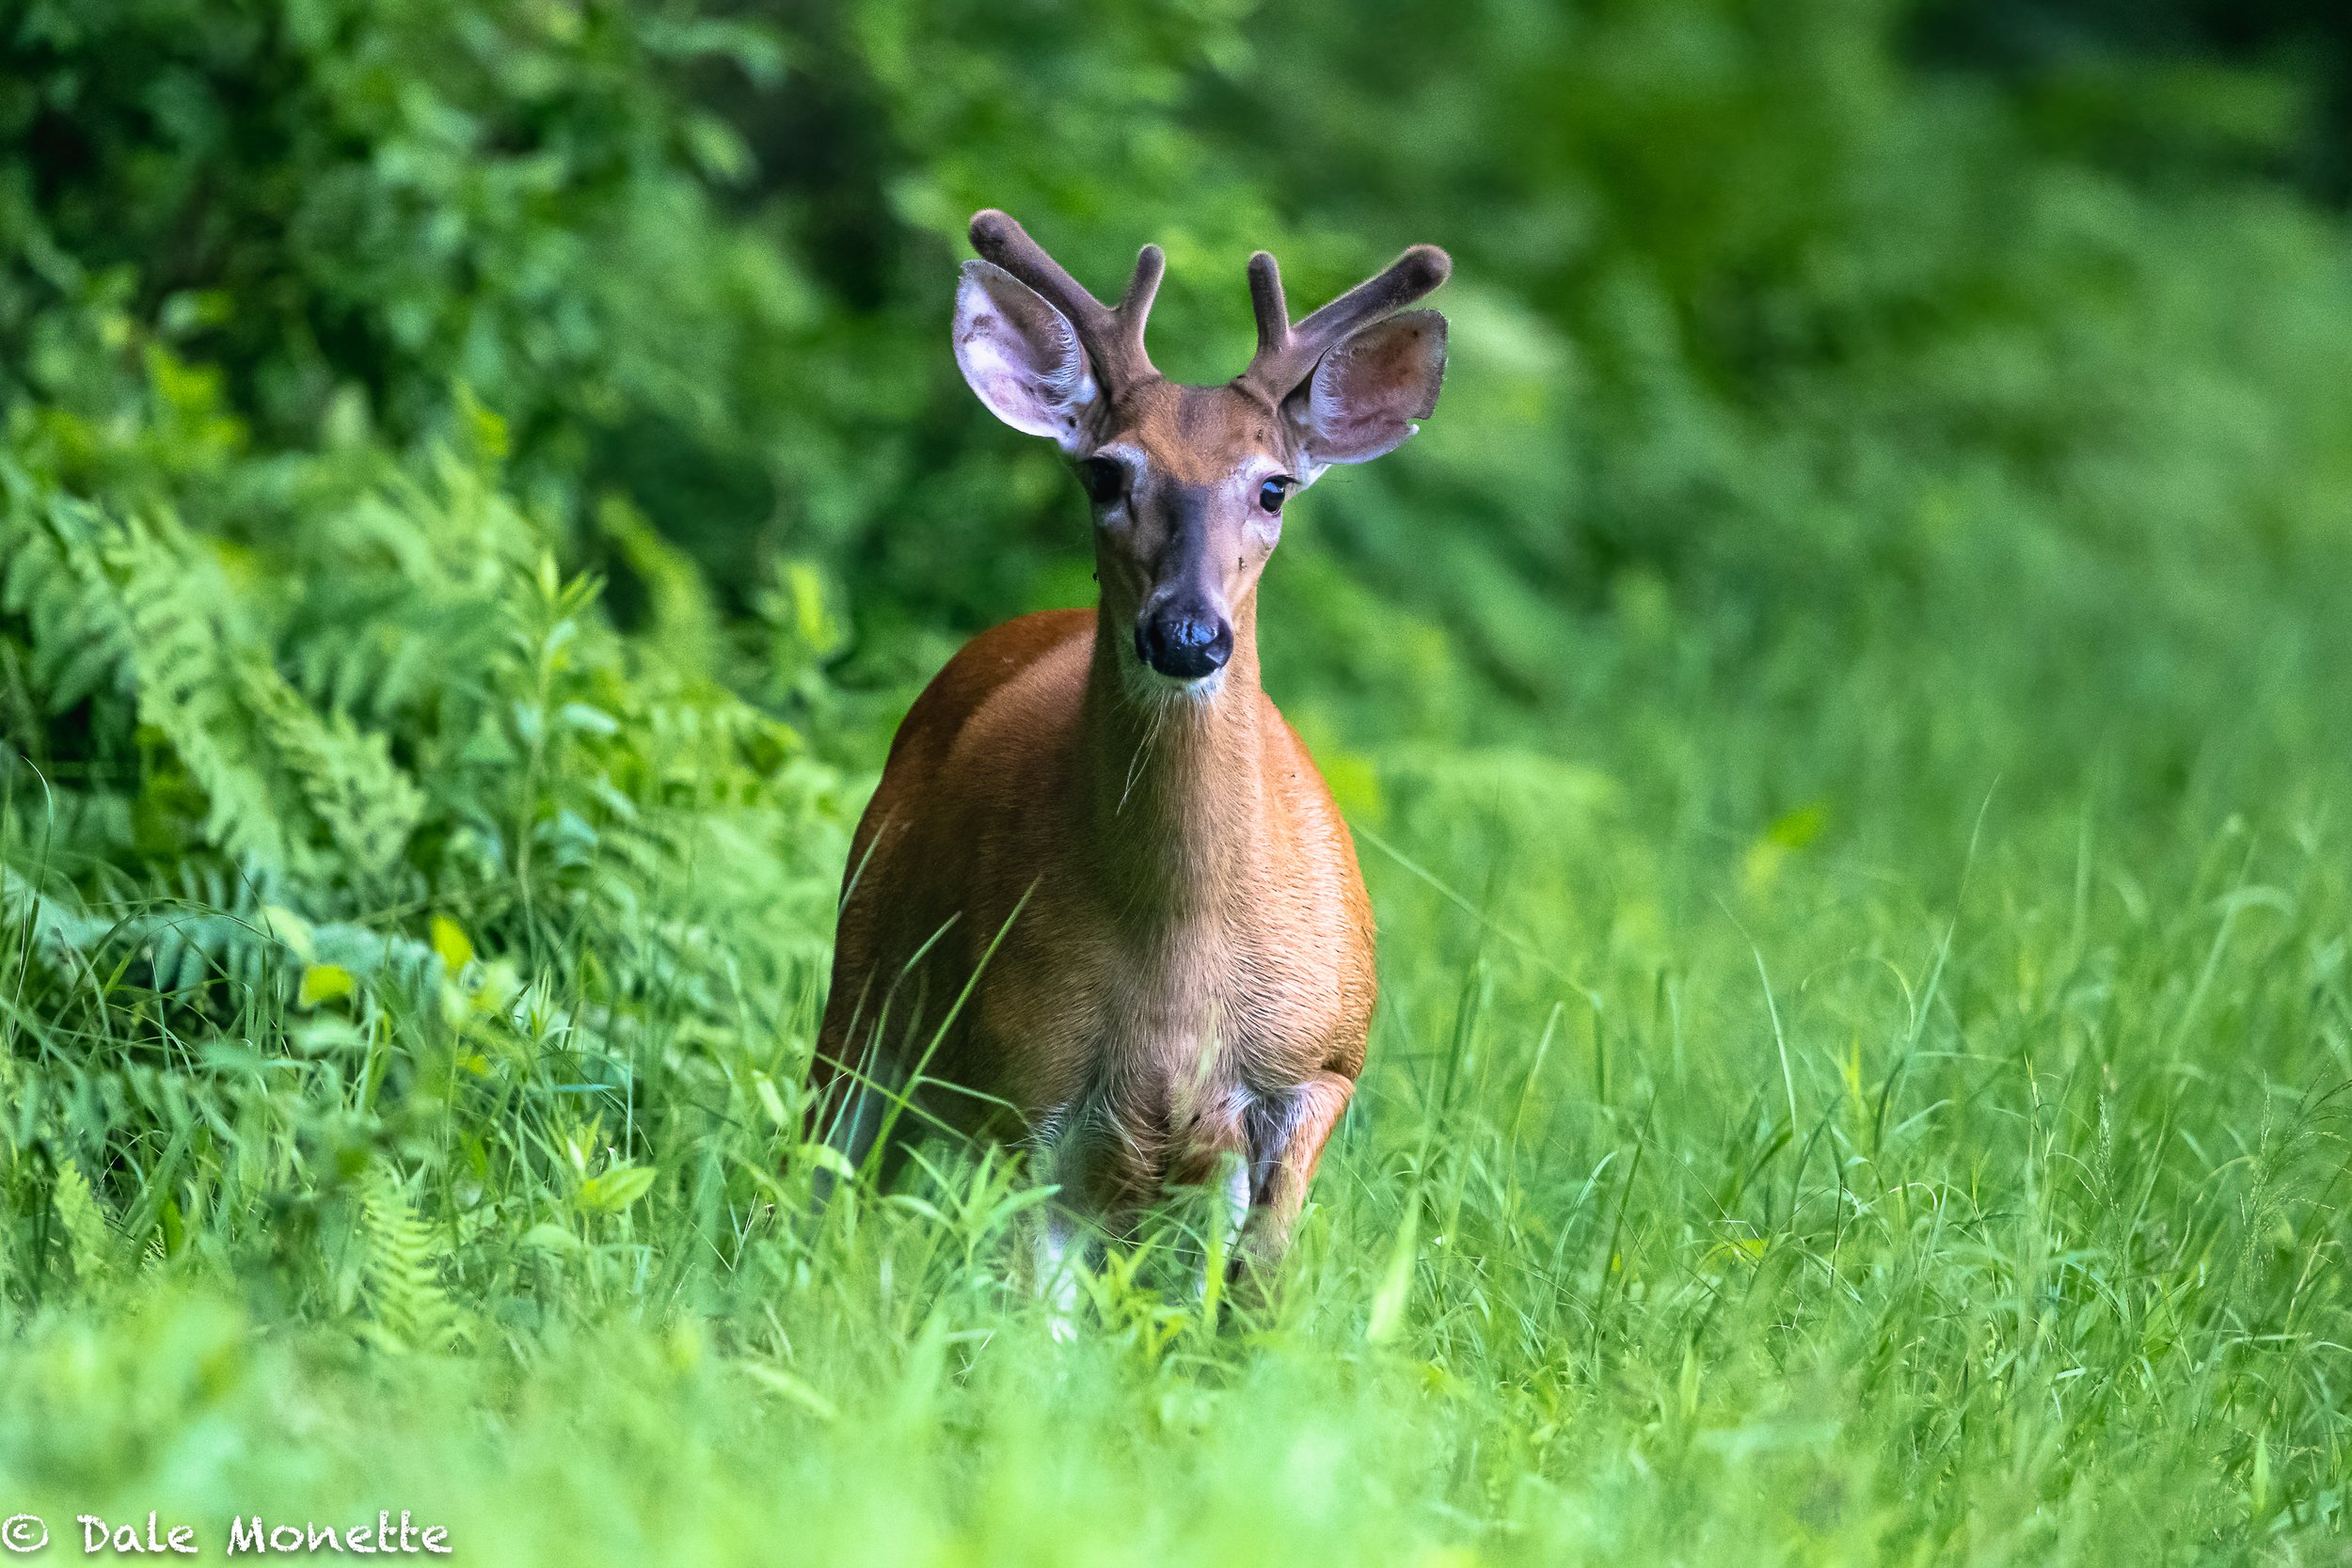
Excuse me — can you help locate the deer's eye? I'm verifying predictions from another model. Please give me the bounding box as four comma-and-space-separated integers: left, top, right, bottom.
1076, 458, 1125, 506
1258, 477, 1293, 515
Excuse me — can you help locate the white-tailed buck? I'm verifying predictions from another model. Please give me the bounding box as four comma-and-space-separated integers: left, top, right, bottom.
810, 209, 1449, 1289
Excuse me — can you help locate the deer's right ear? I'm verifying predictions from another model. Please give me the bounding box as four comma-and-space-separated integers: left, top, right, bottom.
1285, 309, 1448, 475
954, 260, 1099, 451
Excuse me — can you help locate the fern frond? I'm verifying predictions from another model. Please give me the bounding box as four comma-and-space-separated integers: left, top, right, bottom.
0, 865, 122, 980
107, 514, 303, 877
278, 450, 541, 725
0, 492, 430, 886
0, 489, 137, 716
238, 660, 424, 877
51, 1159, 118, 1284
358, 1162, 457, 1354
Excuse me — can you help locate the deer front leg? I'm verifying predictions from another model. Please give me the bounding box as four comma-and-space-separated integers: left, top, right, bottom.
1233, 1072, 1355, 1287
1030, 1204, 1086, 1341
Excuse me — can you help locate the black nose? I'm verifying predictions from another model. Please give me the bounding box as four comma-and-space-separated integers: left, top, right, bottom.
1136, 610, 1233, 680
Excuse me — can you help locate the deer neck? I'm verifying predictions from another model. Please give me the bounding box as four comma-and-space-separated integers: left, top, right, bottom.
1080, 595, 1269, 924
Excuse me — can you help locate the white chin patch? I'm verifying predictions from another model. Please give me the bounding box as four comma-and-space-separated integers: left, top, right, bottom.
1120, 645, 1227, 705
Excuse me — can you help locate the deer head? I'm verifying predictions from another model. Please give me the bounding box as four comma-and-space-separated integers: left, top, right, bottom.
953, 210, 1449, 690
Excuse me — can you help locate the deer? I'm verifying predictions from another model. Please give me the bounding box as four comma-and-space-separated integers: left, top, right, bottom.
807, 208, 1449, 1301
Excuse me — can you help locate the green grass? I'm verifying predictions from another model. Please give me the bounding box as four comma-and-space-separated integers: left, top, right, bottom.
5, 663, 2349, 1563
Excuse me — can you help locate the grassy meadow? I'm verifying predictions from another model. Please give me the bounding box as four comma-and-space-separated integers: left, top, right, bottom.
8, 1, 2352, 1562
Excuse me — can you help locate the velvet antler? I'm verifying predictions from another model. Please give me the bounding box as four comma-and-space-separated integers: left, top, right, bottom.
1237, 244, 1451, 404
969, 209, 1166, 394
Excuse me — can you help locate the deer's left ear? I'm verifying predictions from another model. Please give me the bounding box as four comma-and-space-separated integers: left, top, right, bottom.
954, 260, 1100, 452
1286, 309, 1447, 472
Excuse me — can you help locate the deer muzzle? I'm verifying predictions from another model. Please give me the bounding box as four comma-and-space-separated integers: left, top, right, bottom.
1136, 605, 1233, 680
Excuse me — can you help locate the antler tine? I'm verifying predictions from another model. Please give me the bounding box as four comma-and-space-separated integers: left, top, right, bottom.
1118, 243, 1166, 325
1246, 251, 1290, 358
1240, 243, 1453, 402
969, 209, 1161, 389
969, 209, 1109, 332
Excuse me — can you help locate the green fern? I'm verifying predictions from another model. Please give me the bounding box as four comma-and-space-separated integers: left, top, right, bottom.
0, 488, 137, 720
357, 1163, 457, 1354
279, 450, 539, 724
238, 659, 424, 877
4, 416, 847, 1330
110, 513, 309, 877
0, 866, 118, 981
2, 484, 429, 886
51, 1160, 118, 1285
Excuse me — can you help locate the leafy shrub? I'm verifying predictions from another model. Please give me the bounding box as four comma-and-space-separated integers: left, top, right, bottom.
0, 346, 850, 1322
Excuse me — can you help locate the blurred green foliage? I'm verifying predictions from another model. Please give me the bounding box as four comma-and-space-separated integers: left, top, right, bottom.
5, 0, 2352, 1561
11, 0, 2349, 784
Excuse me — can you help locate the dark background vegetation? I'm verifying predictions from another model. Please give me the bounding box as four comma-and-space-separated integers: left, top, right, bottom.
10, 0, 2350, 731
